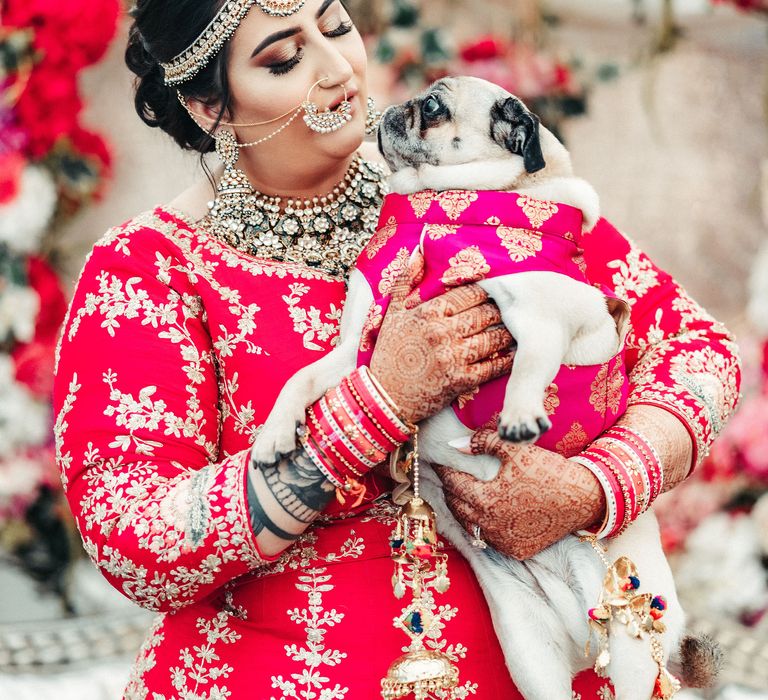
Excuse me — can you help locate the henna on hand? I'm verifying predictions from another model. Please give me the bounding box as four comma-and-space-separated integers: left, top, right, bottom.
370, 251, 514, 424
435, 404, 693, 560
434, 429, 605, 560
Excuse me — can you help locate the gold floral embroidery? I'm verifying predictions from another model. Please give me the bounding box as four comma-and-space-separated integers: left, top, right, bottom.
423, 223, 461, 240
627, 308, 664, 355
494, 221, 543, 262
440, 246, 491, 286
668, 346, 740, 437
379, 247, 412, 296
284, 282, 342, 352
53, 373, 81, 490
589, 362, 624, 416
124, 614, 165, 700
563, 231, 588, 273
359, 303, 383, 353
155, 611, 241, 700
272, 568, 350, 699
543, 382, 560, 415
607, 244, 659, 306
409, 190, 435, 218
597, 685, 616, 700
259, 533, 365, 699
435, 190, 478, 221
671, 286, 719, 329
102, 371, 166, 456
366, 216, 398, 259
629, 328, 741, 459
555, 421, 589, 458
517, 195, 558, 228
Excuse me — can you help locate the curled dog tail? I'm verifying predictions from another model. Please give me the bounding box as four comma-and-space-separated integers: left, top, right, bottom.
669, 634, 724, 688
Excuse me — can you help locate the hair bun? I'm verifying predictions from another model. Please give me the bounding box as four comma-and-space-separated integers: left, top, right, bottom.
125, 24, 160, 79
124, 1, 229, 154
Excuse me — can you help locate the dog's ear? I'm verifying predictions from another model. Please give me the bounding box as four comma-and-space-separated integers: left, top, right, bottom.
490, 97, 546, 173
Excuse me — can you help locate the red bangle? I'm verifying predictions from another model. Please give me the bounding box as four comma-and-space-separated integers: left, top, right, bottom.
301, 367, 415, 509
583, 447, 632, 537
589, 445, 640, 526
330, 386, 388, 463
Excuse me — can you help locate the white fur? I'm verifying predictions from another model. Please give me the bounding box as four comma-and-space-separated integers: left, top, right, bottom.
253, 77, 684, 699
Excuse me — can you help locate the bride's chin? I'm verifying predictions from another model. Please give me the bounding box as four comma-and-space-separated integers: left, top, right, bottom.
315, 123, 366, 159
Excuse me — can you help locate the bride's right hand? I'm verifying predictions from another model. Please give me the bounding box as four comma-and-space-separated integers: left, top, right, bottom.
369, 251, 514, 425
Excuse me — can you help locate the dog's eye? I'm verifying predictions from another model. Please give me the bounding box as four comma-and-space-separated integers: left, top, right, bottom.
422, 95, 444, 119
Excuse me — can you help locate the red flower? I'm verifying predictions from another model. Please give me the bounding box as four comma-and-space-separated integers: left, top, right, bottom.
11, 256, 68, 399
70, 126, 112, 174
3, 0, 120, 71
13, 69, 81, 158
460, 35, 508, 62
0, 152, 27, 204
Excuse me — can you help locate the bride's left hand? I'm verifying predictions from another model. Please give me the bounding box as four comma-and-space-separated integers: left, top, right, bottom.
433, 428, 606, 560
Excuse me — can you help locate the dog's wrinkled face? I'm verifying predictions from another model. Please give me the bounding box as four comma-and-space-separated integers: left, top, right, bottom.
377, 76, 546, 175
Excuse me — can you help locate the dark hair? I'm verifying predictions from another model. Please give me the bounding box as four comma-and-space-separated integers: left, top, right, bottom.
125, 0, 231, 154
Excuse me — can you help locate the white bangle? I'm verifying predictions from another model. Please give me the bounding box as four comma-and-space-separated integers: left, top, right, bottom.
600, 436, 652, 515
571, 454, 618, 540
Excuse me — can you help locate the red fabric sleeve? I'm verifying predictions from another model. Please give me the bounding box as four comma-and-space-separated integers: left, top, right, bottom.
583, 218, 741, 470
53, 220, 265, 613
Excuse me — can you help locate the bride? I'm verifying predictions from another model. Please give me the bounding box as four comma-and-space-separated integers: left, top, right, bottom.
52, 0, 741, 697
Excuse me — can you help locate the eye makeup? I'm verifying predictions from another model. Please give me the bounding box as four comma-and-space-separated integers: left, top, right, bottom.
263, 18, 353, 76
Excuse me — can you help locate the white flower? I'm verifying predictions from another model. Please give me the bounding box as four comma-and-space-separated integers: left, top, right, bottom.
0, 356, 49, 458
0, 454, 43, 505
0, 283, 39, 343
0, 164, 57, 254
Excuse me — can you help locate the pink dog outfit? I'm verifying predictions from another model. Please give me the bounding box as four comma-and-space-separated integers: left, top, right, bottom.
356, 189, 629, 456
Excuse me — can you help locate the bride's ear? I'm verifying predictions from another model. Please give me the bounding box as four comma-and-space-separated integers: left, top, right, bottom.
185, 96, 230, 127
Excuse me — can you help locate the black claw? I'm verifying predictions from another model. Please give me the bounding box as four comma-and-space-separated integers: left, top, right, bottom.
519, 424, 537, 441
536, 417, 551, 434
499, 424, 515, 441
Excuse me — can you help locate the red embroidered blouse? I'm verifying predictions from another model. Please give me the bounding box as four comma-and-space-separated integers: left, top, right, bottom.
53, 204, 740, 699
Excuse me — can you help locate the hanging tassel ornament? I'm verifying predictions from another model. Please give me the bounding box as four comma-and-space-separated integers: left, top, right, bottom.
581, 536, 681, 700
382, 428, 459, 700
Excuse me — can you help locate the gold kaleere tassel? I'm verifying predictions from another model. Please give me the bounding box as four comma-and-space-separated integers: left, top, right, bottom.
382, 428, 459, 700
581, 536, 681, 699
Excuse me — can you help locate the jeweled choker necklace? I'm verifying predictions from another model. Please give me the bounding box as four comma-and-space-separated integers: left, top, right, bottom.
200, 155, 389, 278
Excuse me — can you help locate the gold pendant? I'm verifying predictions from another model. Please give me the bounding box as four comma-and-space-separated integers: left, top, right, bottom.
382, 648, 459, 699
581, 537, 681, 699
382, 428, 459, 699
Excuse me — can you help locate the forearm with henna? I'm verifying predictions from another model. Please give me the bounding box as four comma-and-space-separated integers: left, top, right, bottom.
436, 405, 694, 560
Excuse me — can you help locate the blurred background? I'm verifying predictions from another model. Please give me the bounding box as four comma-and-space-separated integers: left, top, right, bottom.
1, 0, 767, 698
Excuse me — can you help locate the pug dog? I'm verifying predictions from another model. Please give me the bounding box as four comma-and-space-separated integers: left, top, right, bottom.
253, 77, 715, 698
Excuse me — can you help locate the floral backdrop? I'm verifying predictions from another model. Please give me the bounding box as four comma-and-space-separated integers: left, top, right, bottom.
0, 0, 120, 609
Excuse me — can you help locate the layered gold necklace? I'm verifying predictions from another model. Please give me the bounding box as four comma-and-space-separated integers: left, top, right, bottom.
199, 145, 389, 278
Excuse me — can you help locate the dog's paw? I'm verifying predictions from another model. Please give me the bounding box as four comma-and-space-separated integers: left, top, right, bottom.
389, 167, 422, 195
251, 418, 302, 466
497, 406, 551, 443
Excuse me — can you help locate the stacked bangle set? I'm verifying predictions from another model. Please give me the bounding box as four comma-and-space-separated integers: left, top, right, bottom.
300, 366, 415, 507
572, 425, 664, 540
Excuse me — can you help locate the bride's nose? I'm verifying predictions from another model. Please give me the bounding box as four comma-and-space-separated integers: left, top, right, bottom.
313, 40, 354, 90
